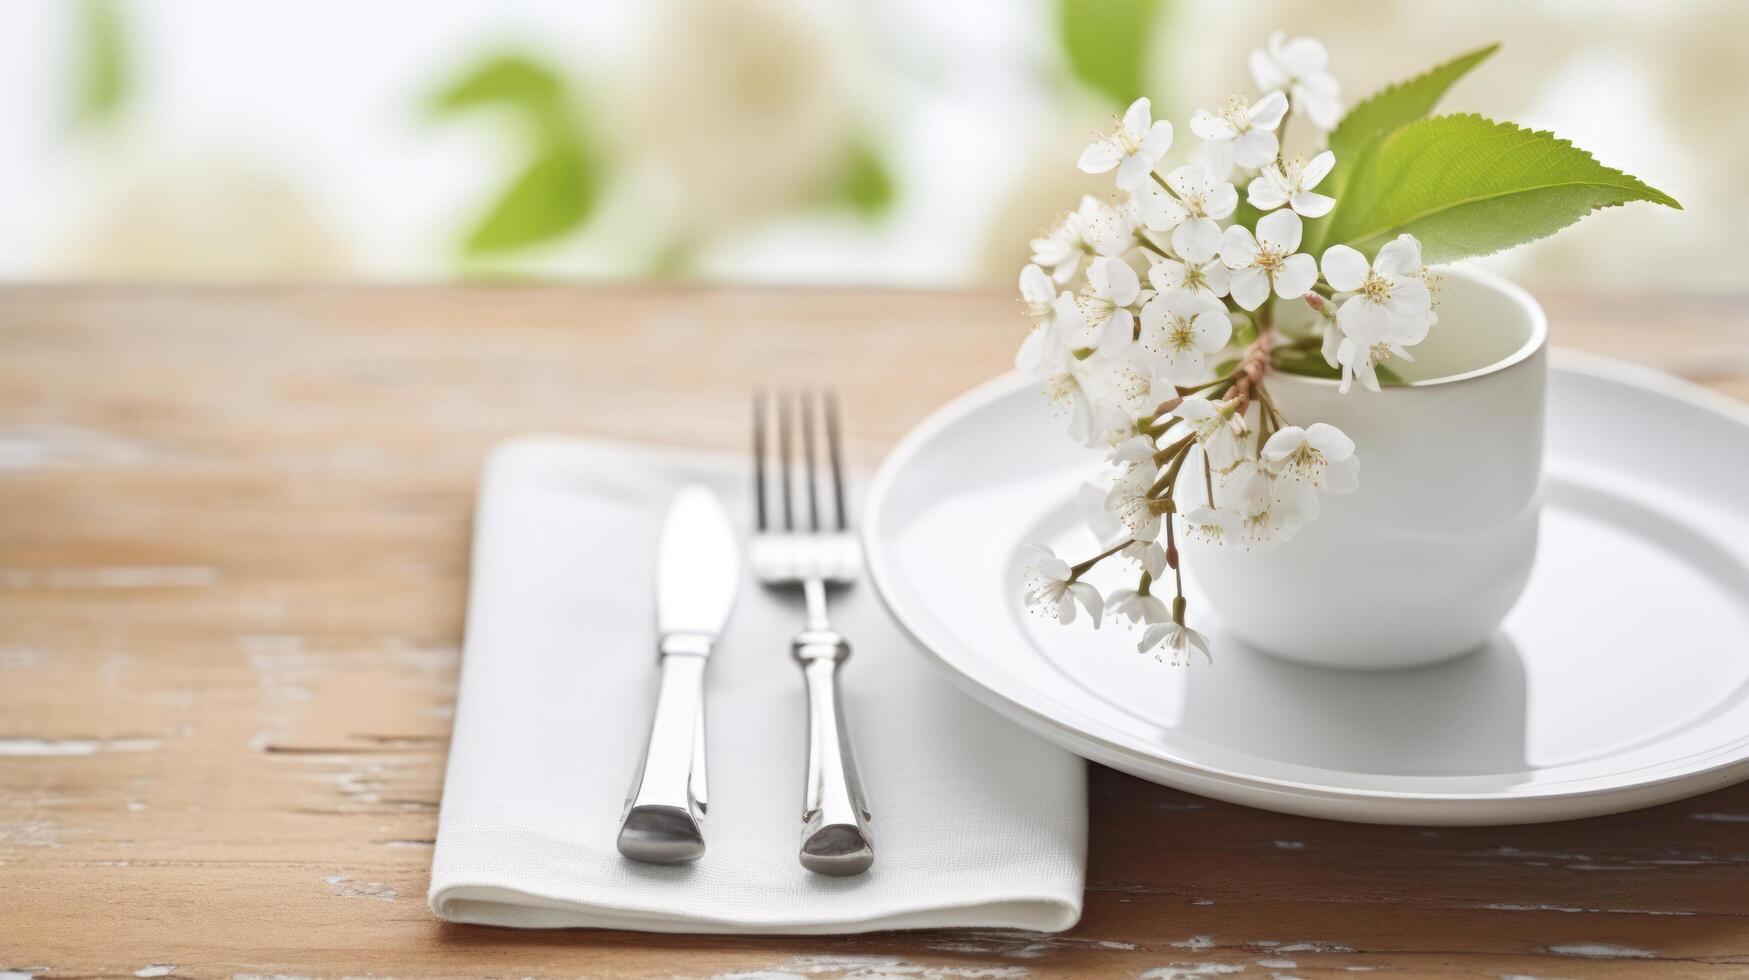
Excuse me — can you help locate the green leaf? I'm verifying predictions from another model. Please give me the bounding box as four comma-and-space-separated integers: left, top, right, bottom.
1321, 113, 1681, 263
464, 144, 596, 254
822, 137, 896, 217
1329, 45, 1497, 173
73, 0, 129, 127
432, 54, 564, 114
1306, 44, 1495, 252
1059, 0, 1164, 107
428, 52, 604, 255
1272, 347, 1404, 386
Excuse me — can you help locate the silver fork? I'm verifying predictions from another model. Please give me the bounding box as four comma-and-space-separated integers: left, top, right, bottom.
751, 389, 874, 876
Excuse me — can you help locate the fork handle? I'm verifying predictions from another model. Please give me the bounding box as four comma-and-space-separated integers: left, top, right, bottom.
794, 627, 874, 876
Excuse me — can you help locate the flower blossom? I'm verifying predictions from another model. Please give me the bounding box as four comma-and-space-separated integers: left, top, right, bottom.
1078, 97, 1175, 193
1320, 235, 1434, 393
1250, 31, 1342, 131
1108, 587, 1171, 627
1219, 210, 1318, 311
1190, 90, 1289, 171
1029, 195, 1102, 285
1139, 165, 1238, 260
1021, 545, 1103, 626
1139, 620, 1213, 665
1105, 468, 1163, 543
1248, 150, 1336, 218
1170, 396, 1247, 472
1179, 505, 1237, 545
1076, 256, 1146, 348
1139, 292, 1232, 384
1261, 423, 1359, 494
1146, 232, 1230, 305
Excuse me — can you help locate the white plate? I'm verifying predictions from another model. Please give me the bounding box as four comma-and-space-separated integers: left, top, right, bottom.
864, 353, 1749, 824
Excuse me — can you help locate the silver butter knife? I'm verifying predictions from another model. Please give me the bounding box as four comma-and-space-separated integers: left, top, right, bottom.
618, 485, 740, 864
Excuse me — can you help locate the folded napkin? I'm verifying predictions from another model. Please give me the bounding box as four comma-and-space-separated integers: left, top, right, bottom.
429, 436, 1087, 934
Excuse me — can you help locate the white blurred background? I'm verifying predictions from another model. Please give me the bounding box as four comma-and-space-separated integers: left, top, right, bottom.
0, 0, 1739, 290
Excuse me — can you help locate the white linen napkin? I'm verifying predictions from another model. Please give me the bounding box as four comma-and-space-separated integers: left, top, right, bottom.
428, 436, 1087, 934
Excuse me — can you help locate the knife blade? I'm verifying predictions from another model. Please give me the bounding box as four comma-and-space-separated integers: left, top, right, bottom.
655, 485, 741, 637
617, 485, 740, 864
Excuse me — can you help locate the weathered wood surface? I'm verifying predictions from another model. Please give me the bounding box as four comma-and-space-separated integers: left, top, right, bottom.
1, 284, 1747, 979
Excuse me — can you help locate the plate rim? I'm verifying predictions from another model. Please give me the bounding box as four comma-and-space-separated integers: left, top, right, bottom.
863, 350, 1749, 818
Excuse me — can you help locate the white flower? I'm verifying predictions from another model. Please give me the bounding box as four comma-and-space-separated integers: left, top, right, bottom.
1138, 165, 1238, 259
1139, 620, 1212, 665
1109, 434, 1161, 483
1029, 196, 1102, 285
1086, 196, 1141, 256
1108, 587, 1171, 627
1139, 292, 1231, 384
1250, 31, 1342, 131
1125, 539, 1169, 577
1224, 460, 1316, 549
1321, 235, 1434, 393
1076, 256, 1145, 348
1105, 468, 1162, 543
1170, 396, 1247, 472
1248, 150, 1336, 218
1079, 480, 1170, 577
1146, 233, 1230, 305
1023, 338, 1119, 445
1092, 347, 1166, 420
1179, 505, 1238, 545
1018, 264, 1057, 325
1190, 90, 1288, 171
1078, 97, 1174, 193
1219, 210, 1319, 311
1261, 423, 1358, 494
1321, 236, 1433, 344
1015, 290, 1082, 375
1021, 544, 1104, 626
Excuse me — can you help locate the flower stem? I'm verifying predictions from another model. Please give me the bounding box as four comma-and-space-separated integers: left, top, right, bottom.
1068, 540, 1130, 579
1149, 435, 1196, 498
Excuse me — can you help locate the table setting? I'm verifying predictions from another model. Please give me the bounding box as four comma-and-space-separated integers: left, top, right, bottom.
5, 12, 1749, 980
415, 27, 1744, 948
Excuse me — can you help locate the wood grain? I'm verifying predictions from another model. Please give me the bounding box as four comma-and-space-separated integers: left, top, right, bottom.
1, 283, 1746, 978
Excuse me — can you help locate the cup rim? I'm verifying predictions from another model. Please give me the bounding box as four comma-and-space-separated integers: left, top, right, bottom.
1272, 264, 1548, 391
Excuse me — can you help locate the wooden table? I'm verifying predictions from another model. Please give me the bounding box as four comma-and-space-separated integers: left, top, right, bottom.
3, 284, 1747, 978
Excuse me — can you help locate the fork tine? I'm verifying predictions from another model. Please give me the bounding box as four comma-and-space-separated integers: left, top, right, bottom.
752, 390, 769, 531
801, 390, 821, 531
824, 389, 848, 531
777, 389, 795, 531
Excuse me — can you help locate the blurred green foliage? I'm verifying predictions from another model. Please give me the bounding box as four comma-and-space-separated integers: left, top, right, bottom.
73, 0, 129, 127
820, 136, 895, 217
1059, 0, 1164, 107
430, 54, 603, 255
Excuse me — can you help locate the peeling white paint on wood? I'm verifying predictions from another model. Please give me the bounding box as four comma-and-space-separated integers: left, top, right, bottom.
1170, 935, 1215, 950
0, 566, 219, 589
135, 966, 178, 977
1542, 943, 1659, 959
0, 820, 59, 847
1139, 965, 1245, 979
717, 955, 1028, 979
0, 737, 162, 756
1473, 901, 1696, 916
322, 873, 398, 901
0, 649, 45, 670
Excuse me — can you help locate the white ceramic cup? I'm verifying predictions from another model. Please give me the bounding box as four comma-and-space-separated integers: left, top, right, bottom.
1181, 266, 1548, 670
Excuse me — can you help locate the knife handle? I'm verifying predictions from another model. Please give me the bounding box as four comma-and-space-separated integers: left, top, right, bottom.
795, 629, 874, 876
618, 633, 711, 864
